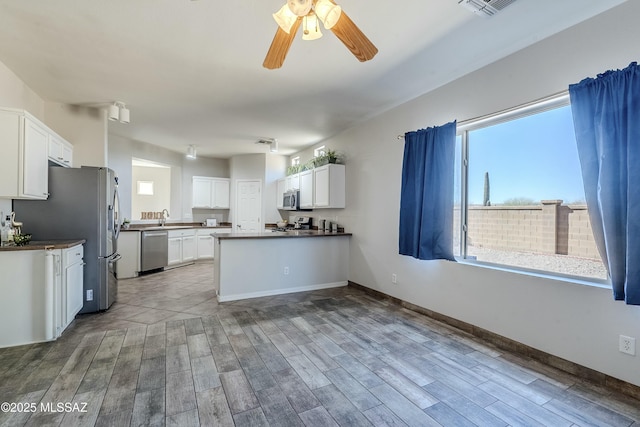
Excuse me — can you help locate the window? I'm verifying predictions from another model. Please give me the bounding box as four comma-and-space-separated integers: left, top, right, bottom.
455, 95, 607, 281
137, 181, 154, 195
291, 156, 300, 167
314, 146, 326, 158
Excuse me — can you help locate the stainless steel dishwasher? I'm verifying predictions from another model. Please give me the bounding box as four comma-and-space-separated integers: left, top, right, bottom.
140, 230, 168, 273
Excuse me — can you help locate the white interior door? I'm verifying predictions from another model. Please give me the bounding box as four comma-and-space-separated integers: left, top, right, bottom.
236, 180, 261, 233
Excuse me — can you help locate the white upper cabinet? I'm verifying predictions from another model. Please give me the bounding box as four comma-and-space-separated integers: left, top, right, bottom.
286, 173, 299, 191
48, 132, 73, 167
0, 110, 49, 199
213, 179, 230, 209
192, 176, 230, 209
299, 170, 314, 208
314, 164, 345, 208
22, 118, 49, 199
193, 177, 212, 208
0, 108, 74, 199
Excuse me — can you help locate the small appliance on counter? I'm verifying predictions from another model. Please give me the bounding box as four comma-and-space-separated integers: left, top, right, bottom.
293, 216, 312, 230
206, 218, 217, 227
324, 220, 332, 232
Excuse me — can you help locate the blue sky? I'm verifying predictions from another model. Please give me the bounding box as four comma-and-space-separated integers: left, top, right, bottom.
461, 105, 586, 206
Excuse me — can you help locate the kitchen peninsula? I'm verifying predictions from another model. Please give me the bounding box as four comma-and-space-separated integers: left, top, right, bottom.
214, 230, 351, 302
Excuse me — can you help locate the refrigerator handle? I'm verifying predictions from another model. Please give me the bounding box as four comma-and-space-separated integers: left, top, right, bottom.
111, 183, 121, 240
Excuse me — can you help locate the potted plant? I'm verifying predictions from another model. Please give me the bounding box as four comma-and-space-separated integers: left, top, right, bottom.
315, 149, 339, 166
122, 218, 131, 229
286, 165, 300, 176
326, 149, 338, 164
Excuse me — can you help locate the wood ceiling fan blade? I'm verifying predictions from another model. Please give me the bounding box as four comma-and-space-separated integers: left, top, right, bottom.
263, 18, 302, 69
330, 11, 378, 62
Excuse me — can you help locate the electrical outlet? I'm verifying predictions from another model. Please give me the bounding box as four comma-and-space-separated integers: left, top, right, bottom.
619, 335, 636, 356
392, 274, 397, 284
86, 289, 93, 301
284, 266, 289, 275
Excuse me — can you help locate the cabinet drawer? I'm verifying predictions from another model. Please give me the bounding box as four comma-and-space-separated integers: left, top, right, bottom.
64, 245, 83, 268
168, 229, 196, 238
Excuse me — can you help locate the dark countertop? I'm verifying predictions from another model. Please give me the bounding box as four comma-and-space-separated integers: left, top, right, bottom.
215, 230, 352, 240
122, 223, 233, 232
0, 239, 86, 252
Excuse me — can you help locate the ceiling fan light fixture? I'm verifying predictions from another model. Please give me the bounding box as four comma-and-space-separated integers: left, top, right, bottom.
186, 145, 197, 159
108, 103, 119, 121
314, 0, 342, 29
273, 4, 298, 33
302, 13, 322, 40
287, 0, 312, 17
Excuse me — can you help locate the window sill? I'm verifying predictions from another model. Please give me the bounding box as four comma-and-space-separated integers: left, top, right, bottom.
455, 258, 611, 290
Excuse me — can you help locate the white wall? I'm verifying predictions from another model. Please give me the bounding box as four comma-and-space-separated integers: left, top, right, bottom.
293, 1, 640, 387
229, 153, 289, 227
44, 102, 107, 168
265, 154, 287, 223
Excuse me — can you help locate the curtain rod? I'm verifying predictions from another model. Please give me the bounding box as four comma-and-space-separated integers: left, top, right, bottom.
396, 90, 570, 140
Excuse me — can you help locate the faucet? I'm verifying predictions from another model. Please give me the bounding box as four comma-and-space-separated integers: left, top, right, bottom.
160, 209, 170, 226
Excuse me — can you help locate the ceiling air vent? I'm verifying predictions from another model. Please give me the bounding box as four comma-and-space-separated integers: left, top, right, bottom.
458, 0, 516, 17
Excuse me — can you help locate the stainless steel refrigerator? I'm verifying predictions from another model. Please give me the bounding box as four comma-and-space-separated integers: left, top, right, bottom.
13, 166, 121, 313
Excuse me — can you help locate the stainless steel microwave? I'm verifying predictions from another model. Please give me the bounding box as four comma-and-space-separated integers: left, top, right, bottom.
283, 190, 299, 210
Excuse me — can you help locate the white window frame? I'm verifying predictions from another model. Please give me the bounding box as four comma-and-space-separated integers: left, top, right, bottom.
314, 146, 326, 158
291, 156, 300, 166
455, 92, 608, 285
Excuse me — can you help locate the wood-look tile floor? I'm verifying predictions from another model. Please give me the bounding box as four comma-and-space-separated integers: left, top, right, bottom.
1, 262, 639, 427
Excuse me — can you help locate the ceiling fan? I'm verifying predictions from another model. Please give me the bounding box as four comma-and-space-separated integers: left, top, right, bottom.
263, 0, 378, 69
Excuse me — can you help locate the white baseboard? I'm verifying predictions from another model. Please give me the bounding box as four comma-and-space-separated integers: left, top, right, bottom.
217, 281, 348, 302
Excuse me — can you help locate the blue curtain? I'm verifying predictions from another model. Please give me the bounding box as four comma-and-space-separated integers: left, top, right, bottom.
399, 121, 456, 261
569, 62, 640, 305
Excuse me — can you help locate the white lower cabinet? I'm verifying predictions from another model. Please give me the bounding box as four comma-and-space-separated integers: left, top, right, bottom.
0, 243, 83, 348
196, 229, 214, 259
116, 231, 141, 278
168, 229, 196, 266
62, 245, 84, 331
196, 228, 232, 260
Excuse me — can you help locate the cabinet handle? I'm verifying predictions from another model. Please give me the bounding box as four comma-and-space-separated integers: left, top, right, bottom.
57, 157, 63, 160
64, 160, 70, 163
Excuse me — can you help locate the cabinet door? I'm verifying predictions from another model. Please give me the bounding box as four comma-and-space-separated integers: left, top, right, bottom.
182, 236, 196, 262
286, 173, 299, 191
276, 178, 286, 209
299, 170, 314, 208
48, 134, 64, 164
314, 164, 345, 208
212, 179, 230, 208
196, 235, 214, 259
193, 178, 212, 208
168, 237, 183, 265
62, 142, 73, 167
314, 166, 330, 207
64, 262, 84, 327
22, 118, 49, 199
